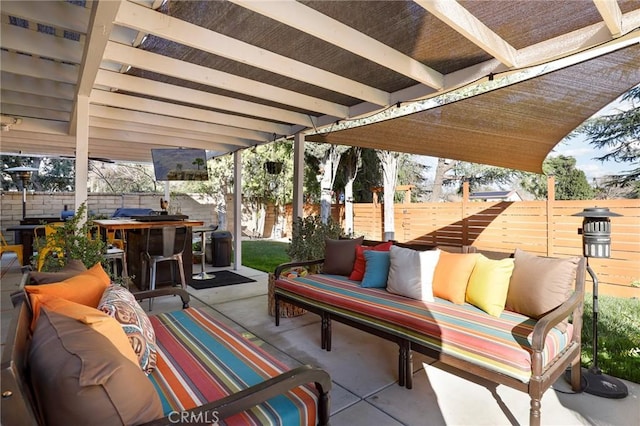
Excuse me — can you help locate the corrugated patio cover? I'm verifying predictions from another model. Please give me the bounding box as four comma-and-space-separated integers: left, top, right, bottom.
307, 44, 640, 173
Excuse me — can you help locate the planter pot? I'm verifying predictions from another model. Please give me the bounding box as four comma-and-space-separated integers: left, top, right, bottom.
264, 161, 283, 175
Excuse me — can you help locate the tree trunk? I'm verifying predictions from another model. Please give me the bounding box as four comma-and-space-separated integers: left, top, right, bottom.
430, 158, 456, 202
377, 150, 398, 240
319, 146, 343, 223
343, 147, 361, 236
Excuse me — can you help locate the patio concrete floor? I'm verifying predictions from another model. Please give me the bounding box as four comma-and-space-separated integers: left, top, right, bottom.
2, 253, 638, 425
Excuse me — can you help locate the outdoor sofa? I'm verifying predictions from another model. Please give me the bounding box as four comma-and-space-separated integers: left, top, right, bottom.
2, 263, 331, 425
273, 239, 586, 426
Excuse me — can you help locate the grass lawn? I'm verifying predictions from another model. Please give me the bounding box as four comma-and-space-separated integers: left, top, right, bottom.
239, 240, 639, 384
581, 293, 640, 384
240, 239, 290, 273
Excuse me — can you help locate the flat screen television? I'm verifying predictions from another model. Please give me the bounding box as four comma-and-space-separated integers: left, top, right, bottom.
151, 148, 209, 181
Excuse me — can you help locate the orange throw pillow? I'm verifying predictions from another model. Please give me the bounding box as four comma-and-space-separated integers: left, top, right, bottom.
26, 263, 111, 326
432, 252, 479, 304
349, 241, 393, 281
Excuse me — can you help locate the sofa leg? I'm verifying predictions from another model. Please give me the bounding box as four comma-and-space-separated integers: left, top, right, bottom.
570, 359, 582, 391
399, 340, 412, 388
317, 387, 331, 426
322, 314, 332, 352
274, 295, 280, 327
529, 397, 541, 426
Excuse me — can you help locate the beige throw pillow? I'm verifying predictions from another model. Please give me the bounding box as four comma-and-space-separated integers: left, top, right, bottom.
506, 249, 580, 328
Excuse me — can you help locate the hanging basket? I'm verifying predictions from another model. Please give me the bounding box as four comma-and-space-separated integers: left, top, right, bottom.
264, 161, 283, 175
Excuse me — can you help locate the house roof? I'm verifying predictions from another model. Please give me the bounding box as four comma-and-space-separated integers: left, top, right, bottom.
1, 0, 639, 168
469, 190, 518, 200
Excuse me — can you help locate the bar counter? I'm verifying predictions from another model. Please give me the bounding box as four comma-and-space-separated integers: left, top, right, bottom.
94, 219, 204, 290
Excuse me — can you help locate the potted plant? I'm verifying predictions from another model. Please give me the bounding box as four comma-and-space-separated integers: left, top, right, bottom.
34, 202, 108, 274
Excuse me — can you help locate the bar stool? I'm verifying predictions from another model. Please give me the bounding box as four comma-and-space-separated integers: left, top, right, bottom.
192, 225, 218, 280
140, 226, 188, 310
105, 247, 128, 284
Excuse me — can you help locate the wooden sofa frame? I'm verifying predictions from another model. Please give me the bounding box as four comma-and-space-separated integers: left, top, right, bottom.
2, 287, 332, 426
273, 245, 586, 426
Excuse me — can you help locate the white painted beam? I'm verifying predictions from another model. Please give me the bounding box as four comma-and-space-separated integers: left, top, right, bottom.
0, 104, 71, 122
593, 0, 623, 36
115, 1, 390, 106
0, 23, 83, 63
90, 105, 269, 142
95, 69, 315, 127
414, 0, 517, 67
0, 51, 78, 84
1, 72, 75, 100
89, 117, 256, 147
89, 127, 241, 152
70, 0, 122, 135
90, 89, 292, 135
1, 90, 73, 112
103, 41, 348, 119
230, 0, 444, 90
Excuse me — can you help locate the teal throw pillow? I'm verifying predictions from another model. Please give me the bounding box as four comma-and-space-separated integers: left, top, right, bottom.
361, 250, 391, 288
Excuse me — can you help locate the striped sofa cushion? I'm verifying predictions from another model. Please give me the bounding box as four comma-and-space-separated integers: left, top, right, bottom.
148, 308, 318, 425
275, 274, 573, 383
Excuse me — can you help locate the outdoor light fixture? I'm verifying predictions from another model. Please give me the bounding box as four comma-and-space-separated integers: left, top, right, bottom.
5, 166, 39, 219
570, 207, 627, 399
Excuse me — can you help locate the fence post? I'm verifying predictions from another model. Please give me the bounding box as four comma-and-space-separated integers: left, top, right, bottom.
547, 175, 555, 257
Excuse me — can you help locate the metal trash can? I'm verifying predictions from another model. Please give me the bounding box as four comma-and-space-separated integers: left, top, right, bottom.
210, 231, 232, 266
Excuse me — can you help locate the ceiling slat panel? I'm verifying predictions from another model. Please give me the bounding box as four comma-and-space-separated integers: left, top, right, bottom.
95, 69, 314, 126
90, 105, 270, 142
1, 0, 90, 33
103, 41, 348, 118
0, 51, 78, 84
115, 0, 390, 106
90, 89, 292, 135
0, 23, 83, 64
230, 0, 444, 90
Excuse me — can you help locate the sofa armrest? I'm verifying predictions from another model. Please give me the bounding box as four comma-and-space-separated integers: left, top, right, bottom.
274, 259, 325, 279
530, 291, 583, 352
141, 365, 332, 426
133, 288, 190, 309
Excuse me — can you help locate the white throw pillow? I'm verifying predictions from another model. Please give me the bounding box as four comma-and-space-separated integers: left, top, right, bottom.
387, 246, 440, 301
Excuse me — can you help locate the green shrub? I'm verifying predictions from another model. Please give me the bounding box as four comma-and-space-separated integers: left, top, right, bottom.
286, 215, 342, 262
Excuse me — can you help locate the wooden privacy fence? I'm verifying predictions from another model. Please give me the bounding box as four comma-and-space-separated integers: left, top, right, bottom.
353, 198, 640, 298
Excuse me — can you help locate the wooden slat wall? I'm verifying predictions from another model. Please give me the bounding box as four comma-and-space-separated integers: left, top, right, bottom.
353, 199, 640, 298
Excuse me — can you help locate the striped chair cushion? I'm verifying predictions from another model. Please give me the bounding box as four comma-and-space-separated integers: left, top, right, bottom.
148, 308, 318, 425
276, 274, 573, 383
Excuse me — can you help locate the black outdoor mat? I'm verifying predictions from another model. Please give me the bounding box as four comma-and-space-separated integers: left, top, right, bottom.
188, 270, 256, 290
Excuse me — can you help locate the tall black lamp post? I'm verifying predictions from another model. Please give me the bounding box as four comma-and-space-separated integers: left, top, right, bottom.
6, 166, 39, 219
572, 207, 628, 399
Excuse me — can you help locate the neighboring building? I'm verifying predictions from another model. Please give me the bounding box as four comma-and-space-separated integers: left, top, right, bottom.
469, 190, 523, 202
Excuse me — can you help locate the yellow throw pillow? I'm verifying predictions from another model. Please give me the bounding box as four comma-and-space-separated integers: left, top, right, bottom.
465, 255, 515, 317
35, 296, 140, 367
432, 252, 479, 304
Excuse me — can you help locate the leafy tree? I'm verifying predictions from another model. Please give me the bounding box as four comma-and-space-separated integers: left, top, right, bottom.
576, 85, 639, 195
521, 155, 594, 200
396, 154, 430, 202
88, 162, 157, 193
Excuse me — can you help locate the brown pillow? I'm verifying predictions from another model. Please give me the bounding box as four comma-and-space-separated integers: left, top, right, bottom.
27, 259, 87, 284
28, 308, 163, 426
506, 249, 580, 330
323, 237, 364, 275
